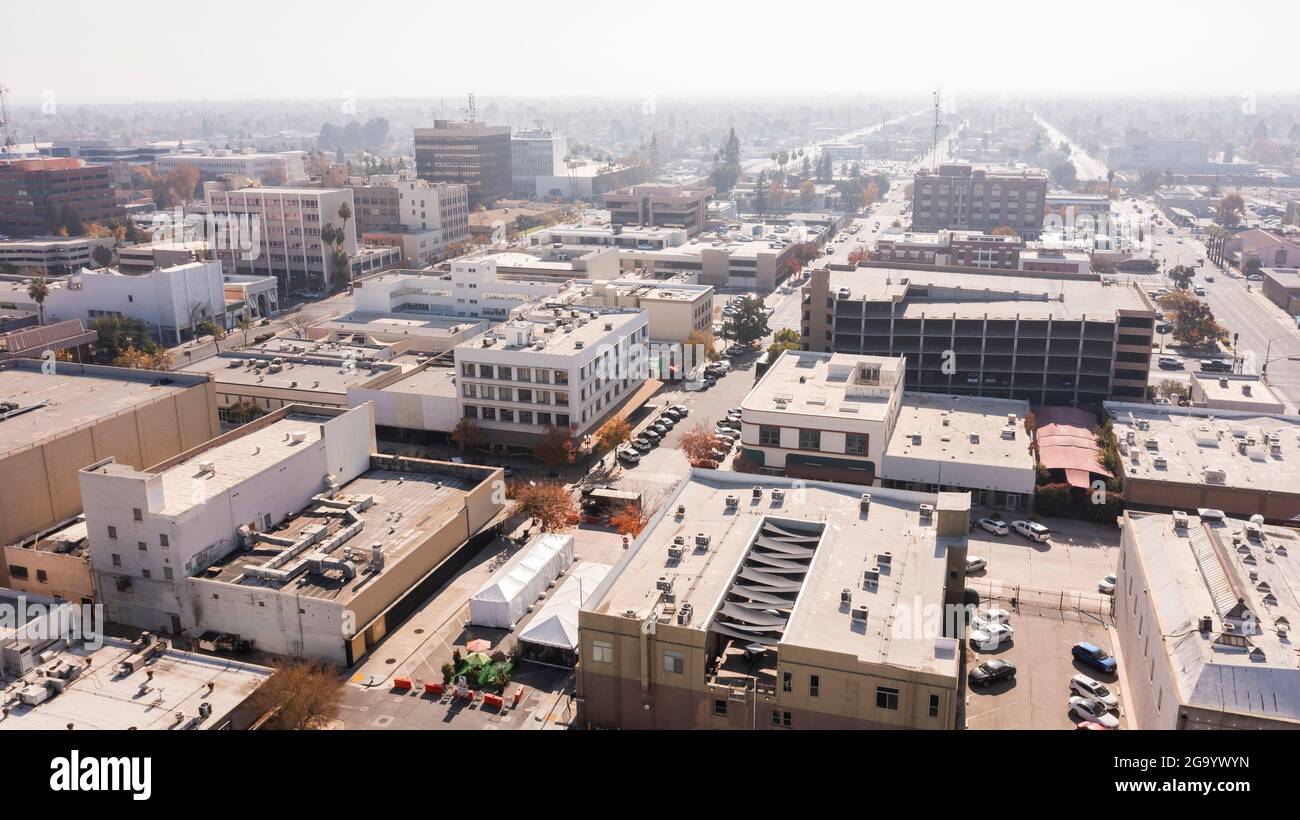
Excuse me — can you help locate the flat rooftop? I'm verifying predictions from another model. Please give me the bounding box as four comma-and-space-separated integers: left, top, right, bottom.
0, 360, 208, 457
887, 392, 1034, 471
181, 353, 402, 394
378, 365, 459, 399
242, 337, 398, 362
1192, 373, 1285, 410
1107, 403, 1300, 495
0, 635, 271, 731
203, 466, 480, 603
460, 309, 643, 355
743, 351, 902, 422
315, 312, 490, 340
587, 471, 961, 676
1124, 511, 1300, 722
825, 267, 1151, 319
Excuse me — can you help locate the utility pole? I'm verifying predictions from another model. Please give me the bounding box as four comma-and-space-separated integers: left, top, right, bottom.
930, 86, 941, 170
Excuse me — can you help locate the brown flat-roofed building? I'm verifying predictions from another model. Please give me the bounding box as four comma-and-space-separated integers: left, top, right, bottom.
414, 120, 512, 208
604, 183, 714, 236
0, 158, 118, 237
577, 470, 970, 730
0, 359, 219, 549
911, 164, 1047, 238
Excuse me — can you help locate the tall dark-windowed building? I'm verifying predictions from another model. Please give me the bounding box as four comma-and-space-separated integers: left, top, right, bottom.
0, 159, 118, 237
911, 164, 1047, 239
801, 267, 1154, 406
414, 120, 512, 209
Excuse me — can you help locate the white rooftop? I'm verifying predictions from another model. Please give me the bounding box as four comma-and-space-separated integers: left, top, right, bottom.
742, 351, 902, 422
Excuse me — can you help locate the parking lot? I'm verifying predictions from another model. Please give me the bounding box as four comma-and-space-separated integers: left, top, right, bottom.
962, 517, 1131, 730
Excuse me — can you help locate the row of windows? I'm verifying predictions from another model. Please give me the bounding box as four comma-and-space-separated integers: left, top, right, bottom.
461, 362, 568, 385
462, 405, 570, 428
757, 425, 868, 455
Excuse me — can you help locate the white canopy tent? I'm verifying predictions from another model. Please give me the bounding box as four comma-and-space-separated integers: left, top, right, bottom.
518, 562, 612, 651
469, 533, 575, 629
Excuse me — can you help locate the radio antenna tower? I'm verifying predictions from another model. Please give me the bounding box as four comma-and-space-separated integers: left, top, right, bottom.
0, 85, 16, 153
930, 86, 941, 170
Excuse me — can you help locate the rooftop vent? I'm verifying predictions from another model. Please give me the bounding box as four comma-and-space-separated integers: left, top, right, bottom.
1172, 510, 1190, 530
918, 503, 934, 521
851, 605, 869, 622
198, 460, 216, 474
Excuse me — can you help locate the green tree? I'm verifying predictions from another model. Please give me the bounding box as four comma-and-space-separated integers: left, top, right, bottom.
1051, 161, 1078, 189
723, 295, 770, 347
766, 328, 801, 364
1156, 291, 1228, 349
1168, 265, 1196, 291
92, 315, 156, 360
26, 276, 50, 324
1218, 192, 1245, 227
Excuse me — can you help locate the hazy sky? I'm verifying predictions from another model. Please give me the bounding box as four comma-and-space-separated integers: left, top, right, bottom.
3, 0, 1296, 103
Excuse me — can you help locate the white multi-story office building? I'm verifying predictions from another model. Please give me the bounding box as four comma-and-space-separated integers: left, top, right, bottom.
511, 129, 568, 195
352, 171, 469, 266
206, 186, 357, 294
4, 261, 226, 344
454, 308, 650, 452
354, 257, 570, 321
157, 150, 308, 183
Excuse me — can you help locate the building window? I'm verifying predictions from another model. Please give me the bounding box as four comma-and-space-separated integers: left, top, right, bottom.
163, 567, 174, 581
928, 693, 941, 718
591, 640, 613, 664
798, 429, 821, 451
759, 425, 781, 446
133, 508, 142, 521
662, 651, 684, 674
809, 674, 820, 698
36, 569, 48, 583
876, 686, 900, 710
111, 553, 121, 567
782, 670, 792, 692
713, 699, 728, 717
771, 709, 792, 728
845, 433, 868, 455
138, 541, 147, 551
107, 526, 117, 539
8, 565, 28, 580
141, 569, 152, 579
159, 534, 169, 547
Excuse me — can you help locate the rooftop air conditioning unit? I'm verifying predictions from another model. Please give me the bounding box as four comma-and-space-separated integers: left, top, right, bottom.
851, 605, 869, 622
1153, 456, 1167, 469
725, 495, 739, 508
677, 604, 693, 625
673, 535, 686, 546
771, 489, 785, 502
863, 567, 880, 586
695, 533, 711, 547
1001, 428, 1015, 440
656, 576, 673, 592
574, 340, 584, 349
1006, 413, 1016, 426
841, 588, 852, 605
1199, 615, 1213, 633
290, 430, 307, 444
860, 493, 871, 511
877, 552, 892, 565
1172, 511, 1190, 530
919, 503, 934, 520
667, 545, 684, 560
970, 433, 980, 444
752, 486, 763, 498
198, 460, 216, 474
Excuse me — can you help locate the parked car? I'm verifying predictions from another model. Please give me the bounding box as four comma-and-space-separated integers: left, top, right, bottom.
1072, 642, 1118, 675
630, 438, 653, 454
971, 607, 1011, 631
965, 555, 988, 573
641, 429, 662, 443
1194, 286, 1205, 296
1069, 696, 1119, 729
1156, 322, 1174, 334
978, 518, 1009, 536
1098, 574, 1116, 594
617, 447, 640, 465
969, 623, 1014, 650
650, 423, 671, 436
716, 419, 740, 431
1157, 356, 1183, 370
656, 416, 676, 429
1070, 674, 1120, 709
726, 345, 747, 357
714, 429, 740, 442
663, 407, 686, 421
1012, 520, 1050, 542
669, 404, 689, 418
968, 659, 1017, 688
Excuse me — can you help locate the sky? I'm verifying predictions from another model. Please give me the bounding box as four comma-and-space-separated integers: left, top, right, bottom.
2, 0, 1297, 104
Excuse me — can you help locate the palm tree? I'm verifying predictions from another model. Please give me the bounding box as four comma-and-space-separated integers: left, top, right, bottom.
26, 275, 49, 325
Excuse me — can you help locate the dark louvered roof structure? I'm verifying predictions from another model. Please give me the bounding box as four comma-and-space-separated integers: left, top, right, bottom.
709, 519, 823, 646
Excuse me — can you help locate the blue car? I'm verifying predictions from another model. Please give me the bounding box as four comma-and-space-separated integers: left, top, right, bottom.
1072, 642, 1117, 675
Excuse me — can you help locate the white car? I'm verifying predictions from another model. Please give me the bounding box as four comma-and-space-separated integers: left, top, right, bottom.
971, 608, 1011, 631
1070, 674, 1120, 709
1012, 520, 1050, 543
969, 622, 1014, 650
1069, 696, 1119, 728
965, 555, 988, 573
978, 518, 1009, 536
1098, 574, 1116, 594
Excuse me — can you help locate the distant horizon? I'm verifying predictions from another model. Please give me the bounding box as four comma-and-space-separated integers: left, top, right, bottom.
4, 0, 1297, 103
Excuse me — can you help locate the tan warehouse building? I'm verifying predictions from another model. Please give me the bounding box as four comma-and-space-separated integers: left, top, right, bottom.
577, 470, 971, 730
0, 359, 219, 549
